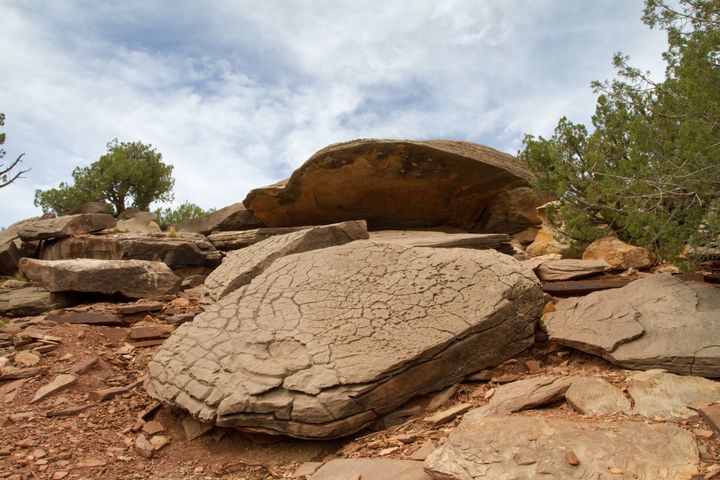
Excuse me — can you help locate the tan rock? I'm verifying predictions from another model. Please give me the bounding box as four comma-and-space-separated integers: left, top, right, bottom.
565, 377, 631, 415
146, 241, 544, 439
525, 226, 571, 257
177, 202, 262, 234
424, 416, 699, 480
308, 459, 431, 480
31, 374, 76, 403
134, 434, 154, 458
583, 236, 655, 270
202, 220, 368, 302
423, 403, 471, 426
14, 351, 41, 368
465, 376, 574, 419
627, 370, 720, 419
17, 214, 116, 241
535, 259, 609, 281
544, 274, 720, 377
0, 287, 74, 317
244, 139, 535, 233
20, 258, 181, 299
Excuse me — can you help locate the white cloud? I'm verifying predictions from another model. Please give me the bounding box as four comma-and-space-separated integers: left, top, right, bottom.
0, 0, 667, 226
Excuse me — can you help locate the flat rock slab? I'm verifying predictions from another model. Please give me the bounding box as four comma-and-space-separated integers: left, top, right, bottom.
535, 259, 609, 281
0, 218, 41, 275
244, 139, 535, 233
565, 377, 630, 415
202, 220, 369, 303
47, 311, 128, 326
207, 226, 308, 251
31, 374, 77, 403
369, 231, 512, 253
465, 376, 574, 420
309, 459, 431, 480
424, 416, 699, 480
0, 287, 75, 317
544, 274, 720, 376
146, 241, 544, 439
41, 233, 222, 270
627, 369, 720, 419
541, 276, 634, 295
20, 258, 181, 299
16, 213, 116, 241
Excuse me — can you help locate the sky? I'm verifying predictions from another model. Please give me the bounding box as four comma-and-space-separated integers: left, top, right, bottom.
0, 0, 668, 227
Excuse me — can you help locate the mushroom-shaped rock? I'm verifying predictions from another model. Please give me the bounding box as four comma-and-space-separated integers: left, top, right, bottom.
145, 240, 544, 439
244, 139, 537, 233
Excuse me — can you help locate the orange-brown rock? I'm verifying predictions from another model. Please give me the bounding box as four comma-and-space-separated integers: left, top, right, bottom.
243, 139, 537, 233
582, 237, 656, 270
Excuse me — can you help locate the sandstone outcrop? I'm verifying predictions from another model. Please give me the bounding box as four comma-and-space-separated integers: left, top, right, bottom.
0, 286, 74, 317
543, 274, 720, 376
626, 369, 720, 419
0, 218, 40, 275
424, 416, 699, 479
40, 233, 222, 271
534, 259, 609, 281
177, 202, 263, 234
582, 236, 656, 270
207, 226, 308, 251
19, 258, 181, 299
244, 139, 536, 233
146, 241, 544, 439
16, 213, 116, 241
202, 221, 368, 303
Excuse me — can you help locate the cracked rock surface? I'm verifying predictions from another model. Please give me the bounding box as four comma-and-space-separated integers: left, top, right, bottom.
146, 240, 543, 439
543, 274, 720, 377
202, 220, 369, 303
424, 415, 699, 479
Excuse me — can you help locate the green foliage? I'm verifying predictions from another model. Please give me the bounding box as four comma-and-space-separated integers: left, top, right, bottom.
35, 139, 174, 215
154, 201, 212, 228
0, 113, 30, 188
518, 0, 720, 262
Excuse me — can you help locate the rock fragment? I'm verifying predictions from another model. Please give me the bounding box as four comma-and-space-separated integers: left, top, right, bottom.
465, 376, 574, 419
31, 374, 76, 403
535, 259, 609, 281
627, 370, 720, 419
582, 236, 655, 270
308, 458, 431, 480
565, 377, 631, 415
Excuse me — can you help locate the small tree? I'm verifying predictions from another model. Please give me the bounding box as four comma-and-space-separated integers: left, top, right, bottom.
35, 139, 174, 216
518, 0, 719, 262
154, 201, 213, 228
0, 113, 30, 188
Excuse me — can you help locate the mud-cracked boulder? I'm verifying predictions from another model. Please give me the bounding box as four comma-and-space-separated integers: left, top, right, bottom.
40, 233, 222, 271
145, 241, 543, 439
202, 220, 368, 303
543, 274, 720, 377
244, 139, 536, 233
424, 416, 699, 479
16, 213, 116, 241
177, 202, 263, 234
19, 258, 180, 299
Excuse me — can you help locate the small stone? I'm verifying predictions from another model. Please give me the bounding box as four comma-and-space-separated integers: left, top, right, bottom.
700, 403, 720, 435
135, 434, 154, 459
423, 402, 472, 426
142, 420, 165, 435
70, 356, 98, 375
293, 461, 323, 478
694, 429, 714, 439
14, 350, 41, 367
89, 386, 128, 402
149, 435, 170, 451
76, 457, 107, 468
525, 360, 542, 372
17, 438, 36, 447
31, 374, 76, 403
378, 446, 399, 456
609, 466, 624, 474
565, 450, 580, 466
52, 472, 69, 480
410, 442, 435, 461
491, 373, 522, 383
484, 388, 496, 400
182, 416, 212, 441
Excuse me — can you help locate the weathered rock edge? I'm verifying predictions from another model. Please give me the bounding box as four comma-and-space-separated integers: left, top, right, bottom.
544, 274, 720, 377
146, 241, 544, 439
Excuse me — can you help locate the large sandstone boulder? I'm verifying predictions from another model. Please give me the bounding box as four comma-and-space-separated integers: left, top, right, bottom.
207, 226, 308, 251
19, 258, 180, 299
543, 274, 720, 377
177, 202, 263, 235
40, 233, 222, 271
424, 416, 699, 479
244, 139, 536, 233
146, 241, 543, 439
115, 210, 161, 234
16, 214, 116, 241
